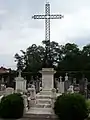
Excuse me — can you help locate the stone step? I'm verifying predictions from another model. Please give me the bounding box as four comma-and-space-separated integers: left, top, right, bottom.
36, 99, 51, 104
22, 113, 58, 120
26, 107, 54, 115
40, 91, 52, 95
19, 108, 59, 120
36, 94, 51, 99
36, 103, 51, 108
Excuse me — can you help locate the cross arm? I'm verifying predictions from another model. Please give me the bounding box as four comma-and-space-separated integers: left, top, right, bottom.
50, 14, 64, 19
32, 14, 64, 19
32, 15, 46, 19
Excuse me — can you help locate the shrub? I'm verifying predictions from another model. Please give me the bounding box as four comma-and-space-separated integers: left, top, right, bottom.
0, 93, 24, 119
86, 99, 90, 113
54, 93, 88, 120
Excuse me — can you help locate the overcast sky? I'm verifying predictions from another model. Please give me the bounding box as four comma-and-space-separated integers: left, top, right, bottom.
0, 0, 90, 70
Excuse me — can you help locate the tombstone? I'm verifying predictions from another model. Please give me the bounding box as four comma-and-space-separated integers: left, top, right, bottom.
84, 78, 88, 99
64, 73, 70, 92
55, 78, 59, 92
15, 70, 27, 93
35, 76, 40, 93
30, 76, 34, 84
79, 76, 85, 95
73, 78, 77, 85
1, 84, 6, 91
5, 87, 14, 96
59, 76, 64, 94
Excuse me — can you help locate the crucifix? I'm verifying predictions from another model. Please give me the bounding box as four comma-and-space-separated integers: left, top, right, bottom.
32, 2, 64, 67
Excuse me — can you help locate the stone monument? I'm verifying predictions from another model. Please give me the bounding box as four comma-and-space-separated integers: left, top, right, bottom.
39, 68, 56, 93
26, 2, 64, 115
15, 70, 27, 93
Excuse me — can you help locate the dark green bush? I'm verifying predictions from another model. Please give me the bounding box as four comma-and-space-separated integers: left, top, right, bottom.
0, 93, 24, 119
54, 93, 88, 120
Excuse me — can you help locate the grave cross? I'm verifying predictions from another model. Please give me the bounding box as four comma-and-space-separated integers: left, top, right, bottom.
32, 2, 64, 42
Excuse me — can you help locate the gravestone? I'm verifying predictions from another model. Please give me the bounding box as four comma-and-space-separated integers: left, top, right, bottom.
35, 76, 40, 93
64, 73, 70, 92
73, 78, 76, 85
5, 87, 14, 96
84, 78, 88, 99
59, 76, 64, 93
55, 78, 58, 92
15, 70, 27, 93
79, 76, 85, 95
56, 78, 59, 92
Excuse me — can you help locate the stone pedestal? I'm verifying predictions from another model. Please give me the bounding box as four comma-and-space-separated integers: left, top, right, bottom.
27, 68, 56, 115
39, 68, 56, 91
15, 71, 27, 92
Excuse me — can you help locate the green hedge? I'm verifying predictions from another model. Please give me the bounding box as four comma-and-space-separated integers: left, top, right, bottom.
54, 93, 88, 120
0, 93, 24, 119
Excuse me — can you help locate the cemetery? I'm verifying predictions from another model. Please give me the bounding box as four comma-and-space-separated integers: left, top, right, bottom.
0, 66, 89, 120
0, 1, 90, 120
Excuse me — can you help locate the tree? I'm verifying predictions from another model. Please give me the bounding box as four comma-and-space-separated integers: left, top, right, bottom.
57, 43, 81, 71
14, 41, 90, 81
42, 40, 64, 67
14, 53, 24, 70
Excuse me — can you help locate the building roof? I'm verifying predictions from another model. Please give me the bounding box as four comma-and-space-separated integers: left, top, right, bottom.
0, 67, 10, 73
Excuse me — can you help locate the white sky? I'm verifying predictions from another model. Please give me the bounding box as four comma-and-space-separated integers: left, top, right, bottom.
0, 0, 90, 69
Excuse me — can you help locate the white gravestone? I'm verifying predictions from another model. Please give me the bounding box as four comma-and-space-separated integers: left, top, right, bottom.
65, 73, 68, 81
64, 73, 70, 92
59, 76, 64, 93
39, 68, 56, 91
15, 70, 27, 92
5, 87, 14, 96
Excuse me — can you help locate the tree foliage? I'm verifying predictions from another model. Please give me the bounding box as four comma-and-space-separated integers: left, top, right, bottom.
14, 41, 90, 80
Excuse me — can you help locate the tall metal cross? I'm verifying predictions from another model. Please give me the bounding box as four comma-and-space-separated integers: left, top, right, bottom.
32, 2, 64, 67
32, 2, 64, 42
